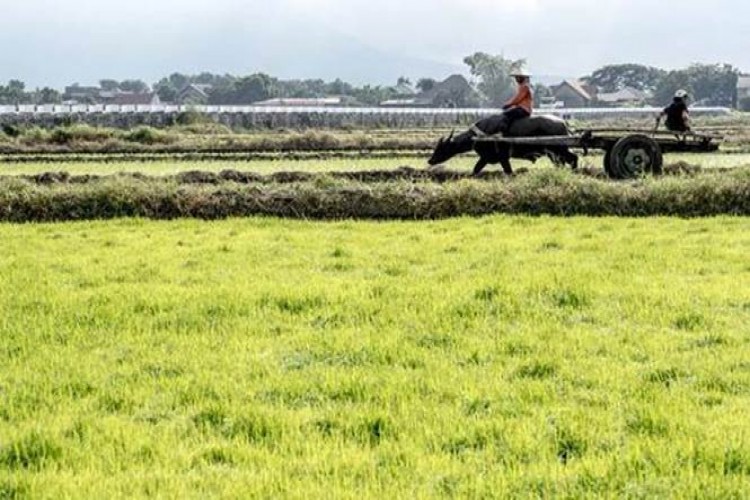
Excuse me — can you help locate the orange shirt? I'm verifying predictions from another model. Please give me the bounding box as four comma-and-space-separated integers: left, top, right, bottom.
505, 83, 533, 114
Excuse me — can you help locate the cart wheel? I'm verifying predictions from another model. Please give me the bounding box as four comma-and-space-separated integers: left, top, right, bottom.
607, 135, 663, 179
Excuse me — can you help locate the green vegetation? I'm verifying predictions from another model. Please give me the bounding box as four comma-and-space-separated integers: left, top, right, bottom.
1, 163, 749, 221
1, 152, 749, 176
0, 126, 438, 154
1, 120, 749, 496
1, 117, 749, 156
1, 216, 749, 497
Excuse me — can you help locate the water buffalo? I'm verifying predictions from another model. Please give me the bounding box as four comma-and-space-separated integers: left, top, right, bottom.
428, 114, 579, 175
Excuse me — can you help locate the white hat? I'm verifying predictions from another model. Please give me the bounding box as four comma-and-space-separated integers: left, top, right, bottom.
675, 89, 689, 99
510, 64, 532, 78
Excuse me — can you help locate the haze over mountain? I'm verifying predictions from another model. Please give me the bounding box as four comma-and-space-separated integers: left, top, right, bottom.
1, 0, 747, 88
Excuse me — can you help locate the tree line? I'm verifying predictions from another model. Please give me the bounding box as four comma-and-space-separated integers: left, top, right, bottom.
0, 81, 62, 105
0, 55, 745, 109
152, 73, 450, 107
581, 62, 740, 107
463, 54, 741, 108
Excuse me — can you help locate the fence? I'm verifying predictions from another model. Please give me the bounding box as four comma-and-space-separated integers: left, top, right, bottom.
0, 105, 733, 130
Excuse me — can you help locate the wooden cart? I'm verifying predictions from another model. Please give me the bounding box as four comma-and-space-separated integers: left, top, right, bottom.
474, 129, 722, 179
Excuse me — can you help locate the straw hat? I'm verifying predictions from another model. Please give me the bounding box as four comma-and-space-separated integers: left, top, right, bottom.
510, 64, 532, 78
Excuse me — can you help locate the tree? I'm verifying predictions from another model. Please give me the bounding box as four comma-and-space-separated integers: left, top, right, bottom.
652, 64, 739, 107
7, 80, 26, 103
397, 76, 412, 87
416, 78, 436, 93
99, 79, 120, 91
233, 74, 278, 103
206, 78, 236, 104
463, 52, 524, 107
583, 64, 666, 92
0, 80, 30, 105
118, 80, 150, 93
534, 83, 552, 100
171, 74, 189, 89
328, 78, 353, 96
433, 86, 480, 108
36, 87, 62, 104
684, 63, 739, 107
155, 83, 178, 103
194, 72, 219, 85
652, 70, 692, 105
352, 85, 395, 106
206, 73, 278, 104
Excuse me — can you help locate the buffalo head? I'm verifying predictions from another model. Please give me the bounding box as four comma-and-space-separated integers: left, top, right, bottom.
428, 130, 456, 166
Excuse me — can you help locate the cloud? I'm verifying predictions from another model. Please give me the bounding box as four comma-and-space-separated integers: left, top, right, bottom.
0, 0, 747, 87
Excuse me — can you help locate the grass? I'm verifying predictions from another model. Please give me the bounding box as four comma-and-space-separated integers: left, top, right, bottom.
0, 157, 441, 176
1, 119, 749, 156
1, 216, 749, 497
0, 126, 436, 155
0, 152, 749, 176
2, 167, 749, 221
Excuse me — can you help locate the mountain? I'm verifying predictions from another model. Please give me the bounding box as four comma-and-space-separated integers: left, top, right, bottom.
0, 16, 466, 88
158, 24, 467, 87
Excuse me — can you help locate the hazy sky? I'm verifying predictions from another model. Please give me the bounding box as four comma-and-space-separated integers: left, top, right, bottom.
1, 0, 747, 88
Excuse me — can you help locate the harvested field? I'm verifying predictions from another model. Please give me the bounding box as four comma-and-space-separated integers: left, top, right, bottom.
1, 166, 748, 222
1, 119, 749, 157
0, 150, 431, 165
0, 163, 715, 186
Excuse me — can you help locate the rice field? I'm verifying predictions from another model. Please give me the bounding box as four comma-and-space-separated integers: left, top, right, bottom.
1, 216, 750, 497
2, 120, 750, 497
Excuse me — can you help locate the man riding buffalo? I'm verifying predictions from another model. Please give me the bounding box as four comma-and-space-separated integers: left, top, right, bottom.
428, 65, 578, 176
497, 66, 534, 135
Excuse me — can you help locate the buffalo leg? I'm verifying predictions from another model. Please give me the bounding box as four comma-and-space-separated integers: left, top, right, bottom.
473, 158, 489, 176
551, 147, 578, 170
499, 156, 514, 175
564, 149, 579, 170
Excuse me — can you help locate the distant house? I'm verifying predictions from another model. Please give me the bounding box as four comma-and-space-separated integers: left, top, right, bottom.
99, 91, 120, 101
177, 84, 211, 105
381, 75, 475, 107
551, 80, 595, 108
595, 87, 650, 107
109, 92, 161, 106
252, 97, 344, 107
63, 85, 101, 103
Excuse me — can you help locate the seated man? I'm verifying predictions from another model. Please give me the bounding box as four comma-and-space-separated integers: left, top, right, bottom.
497, 68, 533, 135
656, 89, 691, 132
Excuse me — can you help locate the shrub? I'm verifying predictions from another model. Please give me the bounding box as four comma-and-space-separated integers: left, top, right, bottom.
19, 126, 50, 145
2, 123, 21, 138
123, 127, 176, 145
175, 110, 212, 126
286, 131, 342, 150
175, 123, 233, 135
48, 125, 115, 144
